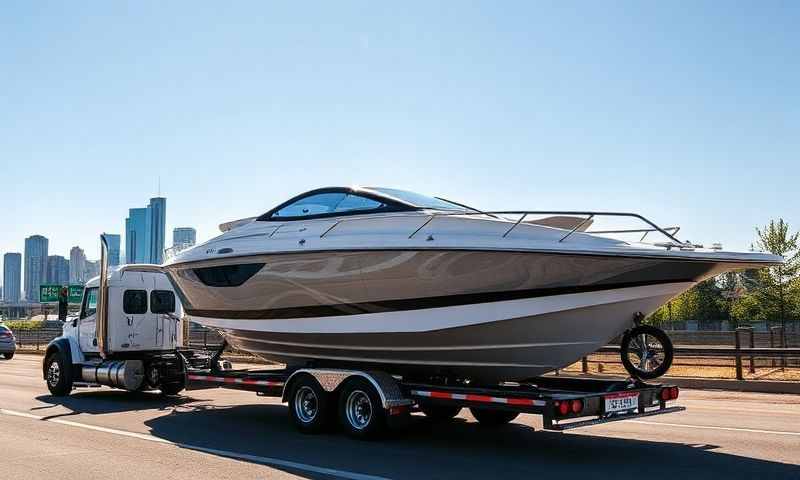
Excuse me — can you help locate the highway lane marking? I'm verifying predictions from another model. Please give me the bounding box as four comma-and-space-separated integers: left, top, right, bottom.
0, 408, 390, 480
629, 420, 800, 437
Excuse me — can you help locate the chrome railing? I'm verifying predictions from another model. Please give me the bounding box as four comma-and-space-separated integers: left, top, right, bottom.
317, 210, 691, 247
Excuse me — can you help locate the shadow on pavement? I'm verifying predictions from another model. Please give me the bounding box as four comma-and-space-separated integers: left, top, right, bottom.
37, 391, 800, 480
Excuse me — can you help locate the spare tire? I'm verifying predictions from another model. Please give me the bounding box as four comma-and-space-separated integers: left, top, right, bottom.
620, 325, 673, 379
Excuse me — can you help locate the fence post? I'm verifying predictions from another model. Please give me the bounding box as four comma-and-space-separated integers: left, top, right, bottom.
770, 327, 776, 368
581, 356, 588, 373
748, 327, 755, 374
734, 328, 743, 380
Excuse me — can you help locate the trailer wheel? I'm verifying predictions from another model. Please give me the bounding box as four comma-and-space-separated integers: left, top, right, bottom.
288, 375, 331, 434
338, 377, 386, 439
469, 408, 519, 426
621, 325, 673, 379
44, 351, 72, 397
421, 405, 461, 421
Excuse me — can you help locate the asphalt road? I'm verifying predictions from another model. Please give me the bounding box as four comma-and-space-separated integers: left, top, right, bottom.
1, 354, 798, 480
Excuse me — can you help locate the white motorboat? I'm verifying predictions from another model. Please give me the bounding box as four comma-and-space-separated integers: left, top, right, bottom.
163, 187, 781, 382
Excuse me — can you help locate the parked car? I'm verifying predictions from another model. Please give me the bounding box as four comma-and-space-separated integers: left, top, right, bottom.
0, 324, 16, 359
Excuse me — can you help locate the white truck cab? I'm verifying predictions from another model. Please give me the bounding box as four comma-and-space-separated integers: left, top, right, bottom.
64, 265, 184, 356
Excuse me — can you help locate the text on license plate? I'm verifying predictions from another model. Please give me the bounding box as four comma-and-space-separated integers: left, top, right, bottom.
604, 391, 639, 413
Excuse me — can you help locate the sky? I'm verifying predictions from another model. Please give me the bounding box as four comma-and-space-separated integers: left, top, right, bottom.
1, 2, 798, 278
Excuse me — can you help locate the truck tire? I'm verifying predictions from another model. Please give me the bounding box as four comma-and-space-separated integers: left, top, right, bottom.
44, 351, 72, 396
288, 375, 332, 434
469, 408, 519, 426
3, 352, 13, 360
159, 381, 185, 396
338, 377, 386, 439
421, 405, 461, 421
620, 325, 673, 380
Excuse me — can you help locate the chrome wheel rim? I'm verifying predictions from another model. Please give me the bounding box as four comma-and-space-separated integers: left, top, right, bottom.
345, 390, 372, 430
47, 361, 60, 387
627, 333, 666, 373
293, 386, 318, 423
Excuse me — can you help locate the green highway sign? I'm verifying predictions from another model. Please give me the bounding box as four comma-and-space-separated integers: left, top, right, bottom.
69, 285, 83, 304
39, 284, 84, 304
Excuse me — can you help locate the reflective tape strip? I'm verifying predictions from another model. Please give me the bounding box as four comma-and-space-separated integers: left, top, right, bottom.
410, 390, 545, 407
187, 374, 284, 387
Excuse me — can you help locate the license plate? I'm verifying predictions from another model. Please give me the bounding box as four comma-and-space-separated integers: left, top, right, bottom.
604, 391, 639, 413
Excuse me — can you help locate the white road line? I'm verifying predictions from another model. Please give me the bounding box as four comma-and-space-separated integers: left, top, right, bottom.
628, 420, 800, 437
0, 408, 390, 480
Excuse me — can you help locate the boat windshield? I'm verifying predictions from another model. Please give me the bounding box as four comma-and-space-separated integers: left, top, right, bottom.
367, 188, 470, 212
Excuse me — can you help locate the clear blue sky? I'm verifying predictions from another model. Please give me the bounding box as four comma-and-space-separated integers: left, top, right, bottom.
2, 2, 798, 271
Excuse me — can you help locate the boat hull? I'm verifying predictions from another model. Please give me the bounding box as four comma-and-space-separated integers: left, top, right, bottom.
165, 249, 729, 382
197, 282, 691, 382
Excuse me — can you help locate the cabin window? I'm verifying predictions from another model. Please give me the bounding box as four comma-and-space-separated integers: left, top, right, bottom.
271, 193, 384, 219
80, 287, 98, 319
123, 290, 148, 315
150, 290, 176, 314
194, 263, 264, 287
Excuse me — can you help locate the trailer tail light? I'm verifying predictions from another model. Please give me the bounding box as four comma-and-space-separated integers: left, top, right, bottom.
661, 387, 679, 401
555, 401, 570, 416
570, 399, 584, 414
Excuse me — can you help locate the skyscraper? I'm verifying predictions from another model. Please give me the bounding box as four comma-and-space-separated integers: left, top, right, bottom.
24, 235, 48, 302
105, 234, 121, 266
3, 253, 22, 303
70, 246, 87, 284
125, 197, 166, 264
147, 197, 166, 264
172, 227, 197, 249
47, 255, 70, 285
125, 208, 148, 264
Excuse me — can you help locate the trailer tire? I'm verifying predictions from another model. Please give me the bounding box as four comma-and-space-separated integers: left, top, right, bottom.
44, 351, 72, 397
421, 405, 461, 421
288, 375, 331, 434
621, 325, 673, 379
338, 377, 386, 439
469, 408, 519, 426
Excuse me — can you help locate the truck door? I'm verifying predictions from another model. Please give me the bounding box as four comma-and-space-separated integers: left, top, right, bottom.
78, 287, 99, 353
122, 290, 148, 349
150, 290, 176, 348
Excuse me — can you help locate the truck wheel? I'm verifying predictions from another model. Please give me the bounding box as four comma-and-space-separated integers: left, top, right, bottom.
45, 351, 72, 396
159, 381, 185, 396
3, 352, 13, 360
421, 404, 461, 421
469, 408, 519, 426
338, 377, 386, 439
288, 375, 331, 434
621, 325, 673, 379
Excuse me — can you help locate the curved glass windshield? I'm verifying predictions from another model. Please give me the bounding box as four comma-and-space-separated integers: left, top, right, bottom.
272, 193, 385, 218
367, 188, 469, 211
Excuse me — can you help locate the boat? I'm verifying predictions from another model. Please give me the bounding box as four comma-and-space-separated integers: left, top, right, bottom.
162, 186, 781, 382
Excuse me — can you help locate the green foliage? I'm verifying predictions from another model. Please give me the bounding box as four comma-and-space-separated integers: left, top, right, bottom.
2, 320, 45, 330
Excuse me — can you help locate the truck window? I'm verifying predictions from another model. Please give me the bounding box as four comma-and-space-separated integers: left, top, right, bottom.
150, 290, 175, 314
80, 288, 98, 319
123, 290, 147, 314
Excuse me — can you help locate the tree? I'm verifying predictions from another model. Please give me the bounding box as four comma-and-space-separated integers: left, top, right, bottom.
751, 219, 800, 330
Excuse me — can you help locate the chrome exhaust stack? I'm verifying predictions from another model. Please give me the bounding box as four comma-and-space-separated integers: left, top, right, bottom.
97, 234, 110, 358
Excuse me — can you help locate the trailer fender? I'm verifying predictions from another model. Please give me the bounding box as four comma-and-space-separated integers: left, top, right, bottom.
282, 369, 411, 409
